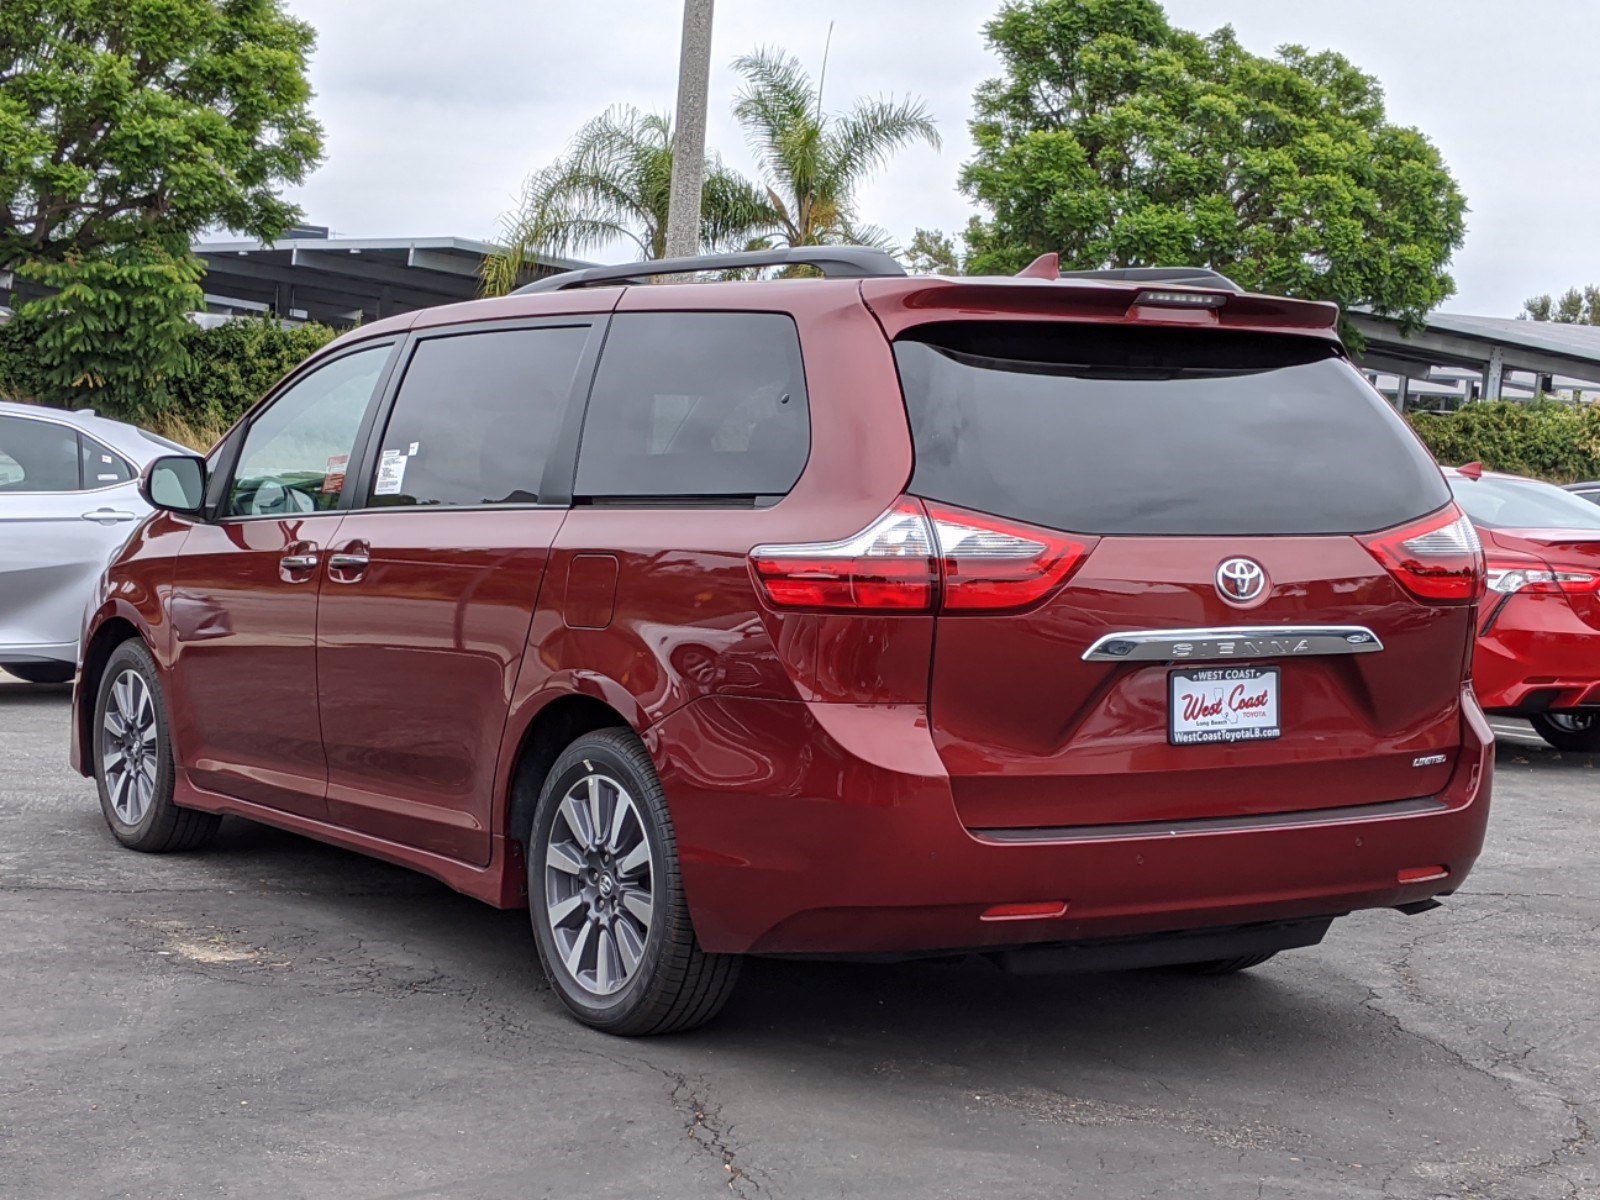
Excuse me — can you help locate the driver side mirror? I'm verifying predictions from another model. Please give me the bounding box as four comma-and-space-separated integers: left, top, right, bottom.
141, 454, 207, 516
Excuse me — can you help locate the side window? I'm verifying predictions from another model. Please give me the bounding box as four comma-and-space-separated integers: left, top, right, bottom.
368, 326, 589, 508
228, 344, 390, 517
0, 415, 81, 493
575, 313, 810, 500
80, 438, 134, 487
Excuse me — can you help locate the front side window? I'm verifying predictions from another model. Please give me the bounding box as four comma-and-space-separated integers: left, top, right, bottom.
0, 415, 82, 493
368, 326, 589, 508
575, 313, 810, 500
228, 345, 390, 517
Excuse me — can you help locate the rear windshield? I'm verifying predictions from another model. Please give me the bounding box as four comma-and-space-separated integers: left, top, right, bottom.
1449, 474, 1600, 530
894, 323, 1449, 536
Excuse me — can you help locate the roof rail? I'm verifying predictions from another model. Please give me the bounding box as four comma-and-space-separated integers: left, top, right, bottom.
514, 246, 906, 294
1058, 265, 1245, 294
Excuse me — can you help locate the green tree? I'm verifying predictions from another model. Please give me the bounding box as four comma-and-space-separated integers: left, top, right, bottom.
960, 0, 1466, 327
904, 228, 961, 275
482, 106, 774, 296
0, 0, 323, 412
732, 48, 940, 250
1522, 287, 1600, 325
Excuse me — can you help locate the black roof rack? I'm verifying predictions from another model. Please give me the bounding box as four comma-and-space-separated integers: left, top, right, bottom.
514, 245, 906, 294
1058, 265, 1244, 294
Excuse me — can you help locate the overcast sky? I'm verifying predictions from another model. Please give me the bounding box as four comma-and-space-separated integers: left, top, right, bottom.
279, 0, 1599, 316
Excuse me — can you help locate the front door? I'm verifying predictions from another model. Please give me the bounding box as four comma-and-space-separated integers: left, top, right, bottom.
316, 321, 598, 863
166, 342, 395, 818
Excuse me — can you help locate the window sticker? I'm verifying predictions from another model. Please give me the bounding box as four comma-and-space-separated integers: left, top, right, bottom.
97, 473, 119, 482
408, 441, 420, 456
322, 453, 349, 495
373, 448, 408, 496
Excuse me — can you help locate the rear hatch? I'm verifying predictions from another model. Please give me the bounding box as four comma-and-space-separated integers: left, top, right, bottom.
891, 320, 1478, 833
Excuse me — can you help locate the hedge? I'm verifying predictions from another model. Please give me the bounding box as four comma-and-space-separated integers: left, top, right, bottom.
0, 316, 337, 447
1407, 401, 1600, 483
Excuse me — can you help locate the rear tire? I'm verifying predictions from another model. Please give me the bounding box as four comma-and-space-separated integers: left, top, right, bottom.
1530, 711, 1600, 752
5, 663, 74, 684
92, 640, 220, 853
1175, 951, 1279, 975
527, 728, 740, 1036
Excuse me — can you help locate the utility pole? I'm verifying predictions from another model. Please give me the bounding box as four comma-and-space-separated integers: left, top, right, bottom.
662, 0, 714, 265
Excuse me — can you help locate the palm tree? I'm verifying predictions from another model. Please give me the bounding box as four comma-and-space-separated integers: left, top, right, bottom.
481, 105, 775, 296
731, 47, 941, 252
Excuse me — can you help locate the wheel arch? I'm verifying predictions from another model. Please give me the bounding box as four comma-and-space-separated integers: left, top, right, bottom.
73, 616, 144, 777
503, 692, 636, 851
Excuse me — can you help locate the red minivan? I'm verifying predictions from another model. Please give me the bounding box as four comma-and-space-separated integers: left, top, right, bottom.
72, 248, 1493, 1035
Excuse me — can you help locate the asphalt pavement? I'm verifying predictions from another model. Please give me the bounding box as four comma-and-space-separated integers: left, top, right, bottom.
1, 671, 1595, 1199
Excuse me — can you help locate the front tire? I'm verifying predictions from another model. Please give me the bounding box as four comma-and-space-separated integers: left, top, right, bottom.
527, 728, 740, 1036
1530, 711, 1600, 752
92, 640, 219, 852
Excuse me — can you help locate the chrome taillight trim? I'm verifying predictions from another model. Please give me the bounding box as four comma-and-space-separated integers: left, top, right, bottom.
1081, 625, 1385, 663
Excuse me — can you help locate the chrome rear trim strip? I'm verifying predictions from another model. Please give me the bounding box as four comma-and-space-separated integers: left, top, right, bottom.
972, 797, 1447, 844
1081, 625, 1384, 663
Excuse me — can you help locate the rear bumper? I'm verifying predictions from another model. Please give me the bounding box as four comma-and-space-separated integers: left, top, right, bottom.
1475, 594, 1600, 712
650, 688, 1493, 956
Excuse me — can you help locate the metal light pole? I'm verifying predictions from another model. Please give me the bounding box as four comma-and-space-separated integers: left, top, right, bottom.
662, 0, 714, 264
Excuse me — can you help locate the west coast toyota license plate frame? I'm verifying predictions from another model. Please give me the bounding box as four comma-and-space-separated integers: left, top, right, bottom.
1169, 665, 1281, 746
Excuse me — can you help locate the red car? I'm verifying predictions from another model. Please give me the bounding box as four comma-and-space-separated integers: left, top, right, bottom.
73, 248, 1492, 1035
1447, 463, 1600, 750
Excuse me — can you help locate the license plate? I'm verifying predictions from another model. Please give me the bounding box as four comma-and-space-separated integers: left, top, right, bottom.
1169, 666, 1281, 745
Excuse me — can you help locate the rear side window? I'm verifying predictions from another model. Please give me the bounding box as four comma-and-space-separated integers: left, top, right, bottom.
370, 327, 589, 508
895, 323, 1450, 536
575, 313, 809, 500
81, 438, 133, 486
0, 415, 81, 492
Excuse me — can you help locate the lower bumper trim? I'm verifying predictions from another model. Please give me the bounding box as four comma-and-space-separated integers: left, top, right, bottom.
996, 916, 1337, 975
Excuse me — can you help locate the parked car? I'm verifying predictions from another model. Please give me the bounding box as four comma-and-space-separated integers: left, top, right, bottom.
0, 402, 185, 683
71, 248, 1493, 1036
1447, 463, 1600, 750
1562, 480, 1600, 507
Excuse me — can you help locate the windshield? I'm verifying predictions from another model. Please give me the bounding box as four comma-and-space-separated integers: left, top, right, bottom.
1449, 474, 1600, 530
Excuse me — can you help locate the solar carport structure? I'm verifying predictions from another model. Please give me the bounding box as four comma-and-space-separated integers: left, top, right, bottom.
1349, 310, 1600, 410
194, 233, 588, 326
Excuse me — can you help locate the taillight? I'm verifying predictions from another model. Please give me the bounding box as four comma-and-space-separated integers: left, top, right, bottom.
1358, 506, 1485, 604
1486, 563, 1600, 595
750, 499, 1094, 613
926, 503, 1095, 611
749, 500, 938, 612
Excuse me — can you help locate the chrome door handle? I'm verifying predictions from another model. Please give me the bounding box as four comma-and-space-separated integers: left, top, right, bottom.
327, 552, 370, 571
280, 553, 320, 570
82, 508, 137, 524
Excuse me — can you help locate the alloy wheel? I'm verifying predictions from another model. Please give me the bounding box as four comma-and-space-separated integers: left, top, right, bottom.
101, 669, 158, 825
543, 772, 656, 998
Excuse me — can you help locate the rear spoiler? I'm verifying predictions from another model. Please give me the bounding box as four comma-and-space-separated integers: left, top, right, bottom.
860, 275, 1342, 343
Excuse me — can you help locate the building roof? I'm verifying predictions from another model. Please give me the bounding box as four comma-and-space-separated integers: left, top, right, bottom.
1349, 309, 1600, 390
194, 234, 591, 327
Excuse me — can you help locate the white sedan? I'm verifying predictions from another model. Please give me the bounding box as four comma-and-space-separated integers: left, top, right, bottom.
0, 401, 188, 683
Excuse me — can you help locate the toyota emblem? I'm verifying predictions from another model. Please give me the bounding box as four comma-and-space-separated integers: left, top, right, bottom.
1216, 557, 1268, 604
